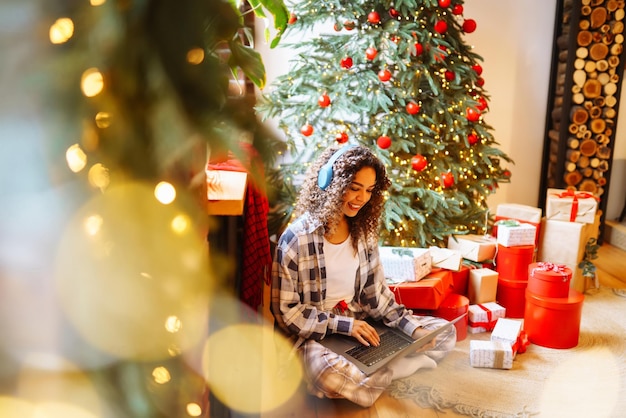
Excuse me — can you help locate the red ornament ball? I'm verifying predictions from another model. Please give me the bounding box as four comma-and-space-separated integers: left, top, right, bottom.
333, 22, 342, 31
434, 20, 448, 34
472, 64, 483, 75
318, 93, 331, 107
411, 154, 428, 171
476, 96, 488, 111
452, 4, 464, 15
438, 0, 451, 7
463, 19, 477, 33
444, 70, 455, 81
389, 8, 400, 18
288, 13, 297, 24
377, 135, 392, 149
406, 102, 420, 115
340, 56, 353, 69
344, 21, 355, 30
466, 107, 481, 122
336, 132, 349, 143
475, 77, 485, 87
411, 42, 424, 56
300, 124, 313, 136
468, 133, 479, 145
441, 172, 455, 188
378, 69, 392, 82
367, 11, 381, 24
365, 46, 378, 60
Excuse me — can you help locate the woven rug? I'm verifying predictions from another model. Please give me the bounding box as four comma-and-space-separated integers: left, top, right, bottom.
389, 287, 626, 418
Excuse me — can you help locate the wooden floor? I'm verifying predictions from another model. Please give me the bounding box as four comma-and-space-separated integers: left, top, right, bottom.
263, 242, 626, 418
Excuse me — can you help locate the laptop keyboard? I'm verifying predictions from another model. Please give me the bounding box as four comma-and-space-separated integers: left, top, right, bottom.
345, 330, 412, 366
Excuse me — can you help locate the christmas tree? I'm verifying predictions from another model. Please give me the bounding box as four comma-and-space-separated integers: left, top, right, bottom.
258, 0, 513, 247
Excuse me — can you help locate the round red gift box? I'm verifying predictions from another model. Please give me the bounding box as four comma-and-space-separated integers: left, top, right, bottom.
433, 293, 469, 341
495, 244, 534, 281
524, 288, 584, 349
496, 276, 528, 318
527, 262, 572, 298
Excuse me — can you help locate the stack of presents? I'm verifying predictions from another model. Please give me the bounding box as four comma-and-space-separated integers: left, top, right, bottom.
382, 188, 600, 369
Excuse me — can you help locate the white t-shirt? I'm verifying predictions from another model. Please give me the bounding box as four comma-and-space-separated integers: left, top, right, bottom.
323, 235, 359, 311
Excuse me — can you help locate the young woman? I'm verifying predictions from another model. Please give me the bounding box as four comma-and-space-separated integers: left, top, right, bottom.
271, 144, 456, 407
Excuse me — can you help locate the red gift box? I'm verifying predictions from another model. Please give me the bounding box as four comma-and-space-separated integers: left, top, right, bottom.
389, 269, 454, 310
496, 276, 528, 319
450, 264, 470, 295
434, 293, 469, 341
524, 288, 584, 349
528, 262, 572, 298
495, 244, 535, 281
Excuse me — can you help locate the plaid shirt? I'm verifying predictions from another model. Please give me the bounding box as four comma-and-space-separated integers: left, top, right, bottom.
271, 213, 423, 348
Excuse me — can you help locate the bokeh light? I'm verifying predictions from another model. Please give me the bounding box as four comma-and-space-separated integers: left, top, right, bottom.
152, 366, 171, 384
171, 214, 190, 235
54, 181, 212, 361
203, 322, 302, 414
87, 163, 109, 190
80, 68, 104, 98
49, 18, 74, 44
94, 112, 111, 129
540, 346, 619, 416
0, 396, 35, 416
66, 144, 87, 173
186, 48, 205, 65
186, 402, 202, 417
155, 181, 176, 204
16, 353, 103, 417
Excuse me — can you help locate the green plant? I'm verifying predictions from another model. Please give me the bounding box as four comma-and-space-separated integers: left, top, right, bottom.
578, 237, 600, 278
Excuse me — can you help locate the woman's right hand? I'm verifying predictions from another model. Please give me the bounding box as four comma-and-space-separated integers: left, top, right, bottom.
351, 320, 380, 347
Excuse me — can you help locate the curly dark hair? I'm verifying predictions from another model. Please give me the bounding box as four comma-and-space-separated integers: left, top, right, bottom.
294, 144, 391, 252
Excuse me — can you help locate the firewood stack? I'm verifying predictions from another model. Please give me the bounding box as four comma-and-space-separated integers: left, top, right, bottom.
544, 0, 623, 202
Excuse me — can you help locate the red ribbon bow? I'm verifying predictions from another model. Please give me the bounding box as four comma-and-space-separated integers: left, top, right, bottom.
513, 330, 530, 354
470, 304, 498, 331
553, 190, 599, 222
532, 262, 569, 281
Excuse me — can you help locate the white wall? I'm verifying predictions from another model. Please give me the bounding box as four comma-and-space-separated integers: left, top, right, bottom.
256, 0, 625, 218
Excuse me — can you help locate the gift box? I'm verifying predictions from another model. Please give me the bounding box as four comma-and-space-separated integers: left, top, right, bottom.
380, 247, 432, 283
469, 340, 514, 369
527, 262, 572, 298
492, 203, 542, 246
428, 247, 462, 271
490, 318, 524, 357
468, 302, 505, 333
495, 244, 535, 281
206, 170, 248, 215
537, 214, 600, 292
496, 276, 528, 318
433, 293, 469, 341
545, 188, 599, 224
495, 221, 536, 247
524, 288, 584, 349
447, 234, 497, 262
468, 268, 498, 304
389, 270, 454, 310
450, 264, 470, 295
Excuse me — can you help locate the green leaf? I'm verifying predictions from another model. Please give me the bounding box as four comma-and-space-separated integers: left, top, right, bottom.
228, 40, 266, 89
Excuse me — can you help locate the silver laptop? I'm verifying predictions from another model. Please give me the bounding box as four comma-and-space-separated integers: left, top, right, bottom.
320, 314, 465, 375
